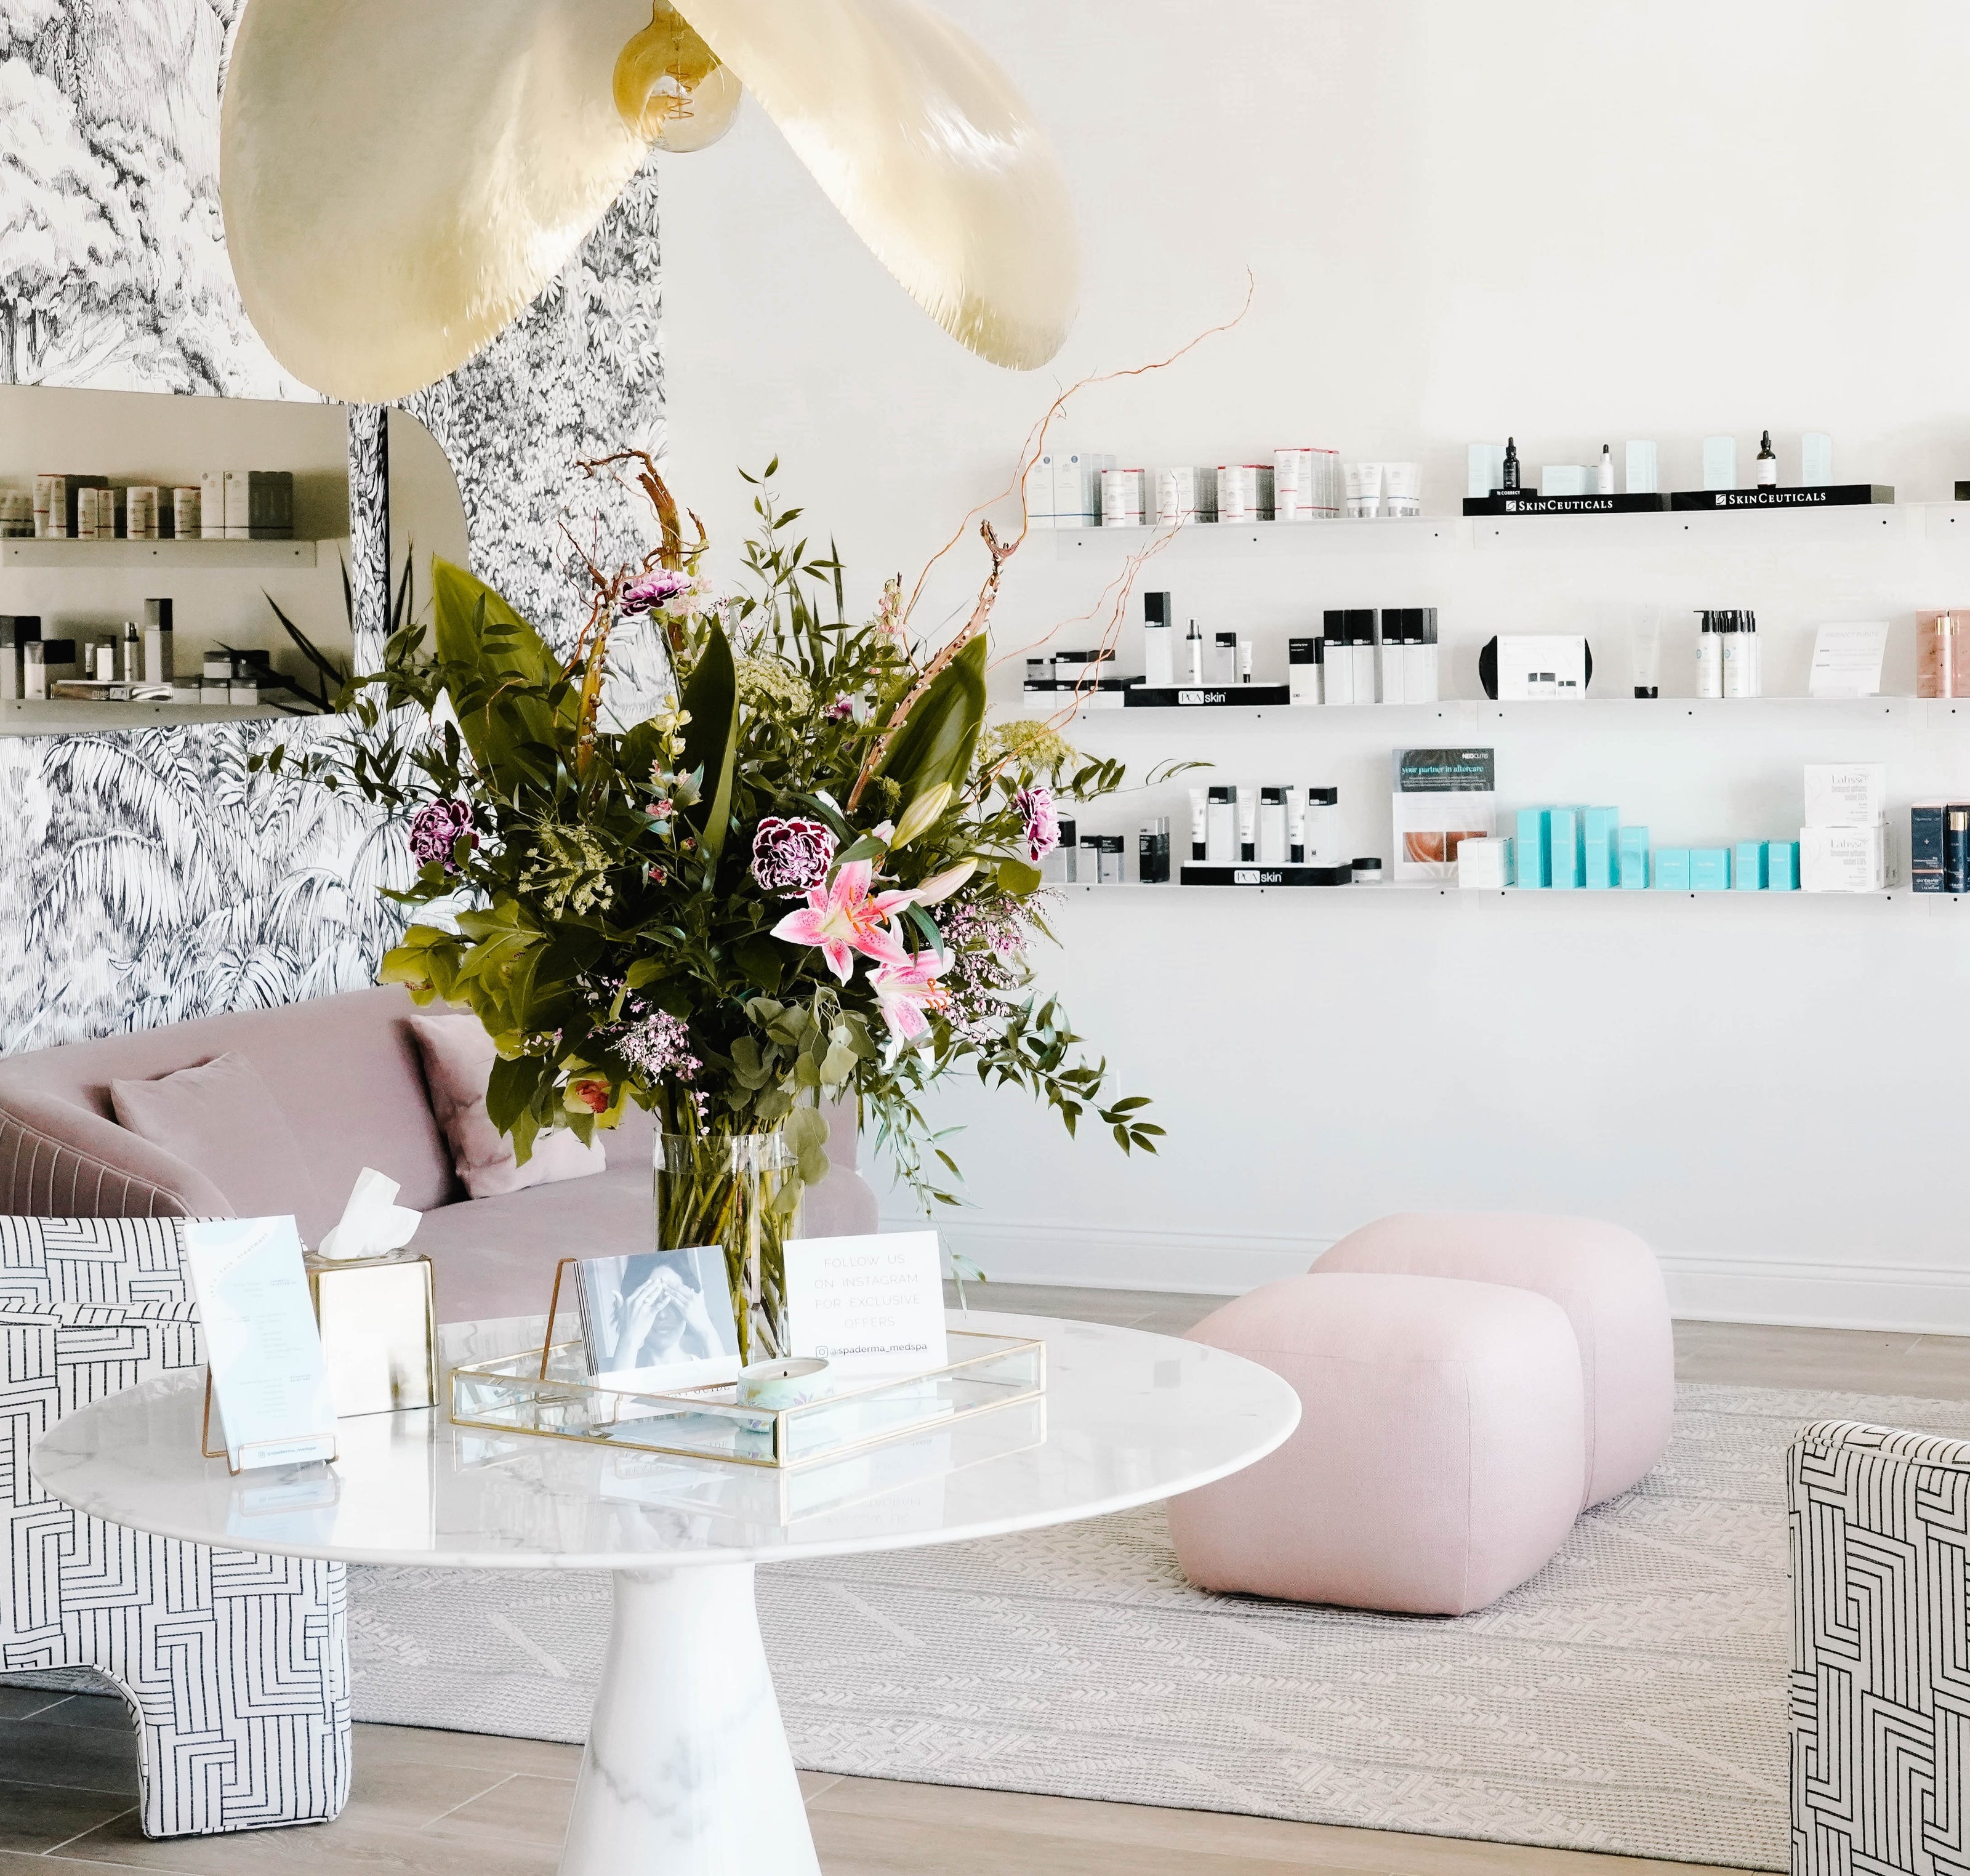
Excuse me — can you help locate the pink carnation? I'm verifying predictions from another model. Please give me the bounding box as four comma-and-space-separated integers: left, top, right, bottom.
408, 798, 475, 871
1014, 784, 1059, 863
750, 816, 837, 896
620, 568, 693, 616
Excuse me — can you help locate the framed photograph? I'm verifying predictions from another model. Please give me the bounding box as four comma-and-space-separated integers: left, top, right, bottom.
573, 1246, 742, 1392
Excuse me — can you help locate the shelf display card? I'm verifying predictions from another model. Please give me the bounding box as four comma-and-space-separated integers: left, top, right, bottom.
783, 1232, 949, 1380
183, 1216, 339, 1473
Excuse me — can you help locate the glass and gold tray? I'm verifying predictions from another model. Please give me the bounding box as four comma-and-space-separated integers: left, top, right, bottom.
448, 1329, 1045, 1470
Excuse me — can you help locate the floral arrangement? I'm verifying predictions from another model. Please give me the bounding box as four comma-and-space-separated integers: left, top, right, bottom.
283, 454, 1163, 1350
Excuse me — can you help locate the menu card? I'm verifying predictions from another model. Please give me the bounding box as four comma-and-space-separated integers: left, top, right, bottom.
183, 1217, 339, 1473
782, 1231, 948, 1380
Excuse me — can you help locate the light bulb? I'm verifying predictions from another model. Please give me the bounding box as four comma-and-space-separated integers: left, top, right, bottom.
615, 3, 743, 153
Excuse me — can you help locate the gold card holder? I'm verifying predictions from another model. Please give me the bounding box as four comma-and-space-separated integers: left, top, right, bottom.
305, 1249, 439, 1417
200, 1374, 340, 1476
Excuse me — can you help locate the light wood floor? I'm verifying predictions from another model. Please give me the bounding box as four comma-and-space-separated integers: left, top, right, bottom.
6, 1287, 1964, 1875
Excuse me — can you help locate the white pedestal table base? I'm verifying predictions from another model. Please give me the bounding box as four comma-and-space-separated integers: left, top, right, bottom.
558, 1563, 818, 1875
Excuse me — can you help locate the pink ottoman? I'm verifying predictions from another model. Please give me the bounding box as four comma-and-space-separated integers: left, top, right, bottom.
1167, 1273, 1585, 1616
1314, 1212, 1673, 1508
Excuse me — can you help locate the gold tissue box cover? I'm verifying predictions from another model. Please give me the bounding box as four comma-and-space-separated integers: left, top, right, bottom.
305, 1250, 437, 1417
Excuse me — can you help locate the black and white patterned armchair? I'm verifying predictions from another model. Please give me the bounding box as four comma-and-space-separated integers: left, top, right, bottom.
0, 1217, 350, 1837
1789, 1419, 1970, 1876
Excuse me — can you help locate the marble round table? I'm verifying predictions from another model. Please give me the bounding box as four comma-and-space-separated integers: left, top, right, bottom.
32, 1308, 1298, 1876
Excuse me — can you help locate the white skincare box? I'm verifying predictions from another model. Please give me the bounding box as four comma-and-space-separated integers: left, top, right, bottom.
1053, 451, 1109, 529
1801, 433, 1833, 487
1804, 763, 1887, 829
1457, 834, 1514, 889
1625, 441, 1658, 494
1026, 453, 1058, 528
1496, 634, 1589, 701
1100, 467, 1146, 528
1156, 465, 1216, 527
1702, 437, 1738, 491
200, 469, 227, 539
1540, 465, 1593, 497
1800, 822, 1888, 893
222, 469, 252, 540
1467, 443, 1506, 499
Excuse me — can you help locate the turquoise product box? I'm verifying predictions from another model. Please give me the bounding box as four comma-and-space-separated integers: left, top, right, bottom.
1766, 840, 1799, 892
1690, 847, 1731, 891
1654, 847, 1691, 890
1516, 807, 1551, 888
1732, 840, 1767, 890
1548, 807, 1584, 889
1617, 825, 1650, 890
1582, 806, 1620, 888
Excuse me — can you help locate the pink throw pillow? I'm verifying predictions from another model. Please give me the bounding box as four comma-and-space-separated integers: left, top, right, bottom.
408, 1014, 606, 1200
110, 1052, 326, 1225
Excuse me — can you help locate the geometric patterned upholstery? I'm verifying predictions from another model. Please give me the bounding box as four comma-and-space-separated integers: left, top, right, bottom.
1788, 1419, 1970, 1876
1, 1217, 350, 1837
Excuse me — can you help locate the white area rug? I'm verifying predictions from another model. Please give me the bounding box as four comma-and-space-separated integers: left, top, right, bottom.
347, 1382, 1970, 1870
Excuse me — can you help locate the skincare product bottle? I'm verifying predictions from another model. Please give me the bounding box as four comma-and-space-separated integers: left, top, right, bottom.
1723, 610, 1759, 699
1920, 613, 1957, 700
1697, 611, 1724, 699
1257, 787, 1288, 864
1288, 637, 1322, 706
1237, 637, 1254, 685
121, 619, 140, 682
1143, 591, 1175, 688
1079, 834, 1103, 882
1211, 630, 1238, 688
1756, 430, 1777, 488
143, 599, 173, 685
1352, 857, 1383, 884
1055, 815, 1078, 883
1377, 611, 1405, 705
1321, 611, 1354, 706
1501, 438, 1521, 492
1287, 789, 1308, 863
1236, 785, 1258, 863
1413, 609, 1441, 704
1305, 786, 1341, 864
1912, 802, 1947, 892
1631, 609, 1661, 698
1184, 620, 1205, 686
1095, 834, 1126, 884
1187, 787, 1208, 862
1137, 818, 1171, 884
1949, 808, 1970, 895
1349, 610, 1378, 702
1205, 786, 1237, 864
1597, 445, 1615, 494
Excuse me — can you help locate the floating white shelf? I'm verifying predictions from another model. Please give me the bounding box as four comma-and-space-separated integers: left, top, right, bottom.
1001, 696, 1970, 728
0, 699, 295, 735
1054, 880, 1956, 906
1, 538, 318, 570
1042, 501, 1970, 559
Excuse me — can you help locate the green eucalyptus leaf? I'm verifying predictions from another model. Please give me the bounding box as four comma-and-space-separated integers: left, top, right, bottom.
997, 858, 1043, 896
784, 1106, 830, 1153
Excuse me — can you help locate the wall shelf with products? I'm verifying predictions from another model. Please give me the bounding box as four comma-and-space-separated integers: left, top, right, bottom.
1005, 697, 1970, 728
1042, 501, 1970, 560
0, 699, 291, 734
1050, 880, 1970, 908
1, 539, 319, 570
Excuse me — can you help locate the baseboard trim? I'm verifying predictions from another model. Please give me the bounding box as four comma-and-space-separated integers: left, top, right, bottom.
896, 1214, 1970, 1333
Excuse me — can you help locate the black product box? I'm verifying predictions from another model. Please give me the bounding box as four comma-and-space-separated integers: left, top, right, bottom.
1667, 485, 1894, 511
1181, 863, 1354, 887
1463, 492, 1671, 517
1912, 803, 1947, 893
1125, 683, 1291, 709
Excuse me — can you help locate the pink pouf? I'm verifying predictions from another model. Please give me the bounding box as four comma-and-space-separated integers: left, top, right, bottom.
1314, 1212, 1673, 1507
1167, 1272, 1585, 1616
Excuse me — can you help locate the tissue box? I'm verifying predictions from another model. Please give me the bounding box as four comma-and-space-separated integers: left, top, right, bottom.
307, 1250, 437, 1417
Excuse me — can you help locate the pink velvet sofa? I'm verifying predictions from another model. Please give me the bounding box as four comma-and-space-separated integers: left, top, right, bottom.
0, 986, 877, 1322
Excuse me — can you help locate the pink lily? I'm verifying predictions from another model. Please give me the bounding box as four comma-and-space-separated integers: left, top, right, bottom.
872, 948, 951, 1043
770, 859, 912, 983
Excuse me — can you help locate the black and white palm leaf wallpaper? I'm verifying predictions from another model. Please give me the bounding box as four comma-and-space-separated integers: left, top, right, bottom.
0, 0, 667, 1050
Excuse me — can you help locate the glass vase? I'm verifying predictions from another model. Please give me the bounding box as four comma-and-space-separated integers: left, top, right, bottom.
653, 1129, 802, 1364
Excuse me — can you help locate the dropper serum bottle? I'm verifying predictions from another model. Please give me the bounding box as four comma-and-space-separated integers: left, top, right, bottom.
1501, 438, 1521, 492
1756, 430, 1777, 488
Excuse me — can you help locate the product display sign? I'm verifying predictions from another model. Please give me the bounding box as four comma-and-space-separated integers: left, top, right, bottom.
783, 1231, 949, 1380
1808, 621, 1890, 698
1393, 747, 1497, 883
183, 1216, 339, 1474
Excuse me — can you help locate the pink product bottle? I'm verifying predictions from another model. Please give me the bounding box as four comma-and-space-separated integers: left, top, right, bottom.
1917, 610, 1965, 699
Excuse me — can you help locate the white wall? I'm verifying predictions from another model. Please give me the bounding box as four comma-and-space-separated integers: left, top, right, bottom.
662, 2, 1970, 1329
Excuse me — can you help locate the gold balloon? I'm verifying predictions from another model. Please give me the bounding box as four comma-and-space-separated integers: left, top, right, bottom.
614, 4, 743, 153
220, 0, 1079, 400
